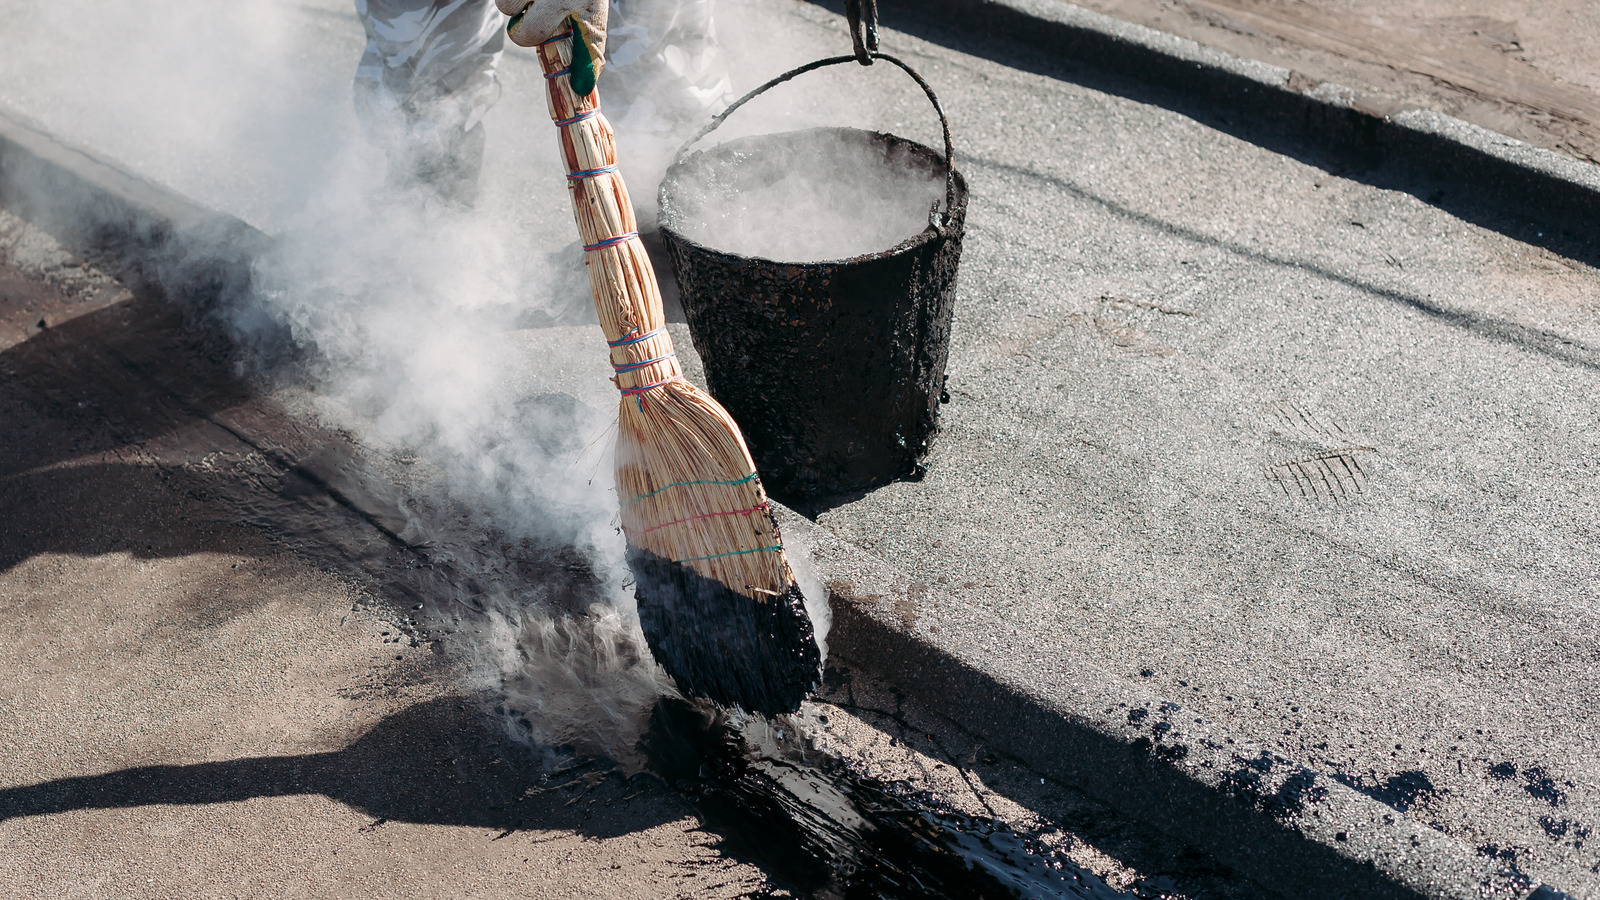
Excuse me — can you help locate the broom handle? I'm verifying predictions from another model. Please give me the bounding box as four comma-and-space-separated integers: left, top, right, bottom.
533, 29, 683, 398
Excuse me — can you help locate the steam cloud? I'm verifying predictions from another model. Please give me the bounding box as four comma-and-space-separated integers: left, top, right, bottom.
3, 0, 848, 766
663, 128, 945, 263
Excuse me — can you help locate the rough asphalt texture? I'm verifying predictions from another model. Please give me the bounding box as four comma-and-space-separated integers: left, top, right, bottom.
783, 8, 1600, 896
874, 0, 1600, 251
0, 216, 1262, 899
4, 0, 1599, 896
1059, 0, 1600, 165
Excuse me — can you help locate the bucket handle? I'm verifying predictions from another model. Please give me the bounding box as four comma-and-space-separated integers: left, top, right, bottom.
674, 53, 958, 235
845, 0, 881, 63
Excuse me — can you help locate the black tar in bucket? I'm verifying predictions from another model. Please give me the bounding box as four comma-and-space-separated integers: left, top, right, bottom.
659, 54, 968, 504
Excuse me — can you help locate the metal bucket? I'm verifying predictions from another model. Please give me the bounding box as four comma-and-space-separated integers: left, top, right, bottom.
658, 53, 967, 502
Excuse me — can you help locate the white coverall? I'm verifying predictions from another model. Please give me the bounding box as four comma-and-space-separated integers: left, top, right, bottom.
354, 0, 730, 203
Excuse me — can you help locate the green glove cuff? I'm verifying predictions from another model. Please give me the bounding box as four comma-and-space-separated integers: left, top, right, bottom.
509, 11, 600, 94
568, 14, 598, 96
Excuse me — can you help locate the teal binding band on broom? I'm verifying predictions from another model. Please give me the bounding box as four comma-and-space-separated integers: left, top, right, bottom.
626, 472, 761, 506
675, 545, 784, 564
520, 13, 822, 715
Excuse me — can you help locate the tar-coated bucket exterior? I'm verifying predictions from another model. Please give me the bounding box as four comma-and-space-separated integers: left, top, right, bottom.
659, 126, 968, 502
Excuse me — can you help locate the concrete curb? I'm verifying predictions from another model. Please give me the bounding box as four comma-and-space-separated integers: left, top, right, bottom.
0, 108, 271, 337
0, 106, 1578, 900
861, 0, 1600, 242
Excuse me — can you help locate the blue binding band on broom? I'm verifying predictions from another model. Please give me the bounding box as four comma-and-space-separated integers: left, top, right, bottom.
567, 164, 620, 180
608, 327, 667, 347
612, 352, 677, 373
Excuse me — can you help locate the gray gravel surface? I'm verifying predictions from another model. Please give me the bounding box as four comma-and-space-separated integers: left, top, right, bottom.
776, 8, 1600, 895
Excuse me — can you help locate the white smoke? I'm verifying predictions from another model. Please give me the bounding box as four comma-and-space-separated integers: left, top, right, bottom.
2, 0, 856, 764
782, 526, 832, 665
661, 127, 944, 262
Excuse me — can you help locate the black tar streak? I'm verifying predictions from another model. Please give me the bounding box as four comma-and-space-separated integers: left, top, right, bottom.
630, 545, 821, 716
640, 699, 1131, 900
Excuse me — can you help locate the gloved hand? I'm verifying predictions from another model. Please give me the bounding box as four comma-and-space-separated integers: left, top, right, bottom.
497, 0, 608, 67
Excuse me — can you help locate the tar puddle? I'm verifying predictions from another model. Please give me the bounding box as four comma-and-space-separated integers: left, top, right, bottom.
636, 699, 1128, 900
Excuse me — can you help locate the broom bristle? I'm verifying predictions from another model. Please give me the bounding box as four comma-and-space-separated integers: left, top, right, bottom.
620, 382, 821, 713
536, 29, 822, 714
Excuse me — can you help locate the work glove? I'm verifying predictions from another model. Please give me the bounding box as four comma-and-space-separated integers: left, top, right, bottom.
498, 0, 608, 93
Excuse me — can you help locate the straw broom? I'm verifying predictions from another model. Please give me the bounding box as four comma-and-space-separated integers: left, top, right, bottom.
532, 19, 821, 715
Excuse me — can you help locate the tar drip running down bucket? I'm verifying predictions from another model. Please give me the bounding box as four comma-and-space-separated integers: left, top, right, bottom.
657, 15, 968, 503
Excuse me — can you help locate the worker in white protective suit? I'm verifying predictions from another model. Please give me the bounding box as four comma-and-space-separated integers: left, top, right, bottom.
354, 0, 731, 205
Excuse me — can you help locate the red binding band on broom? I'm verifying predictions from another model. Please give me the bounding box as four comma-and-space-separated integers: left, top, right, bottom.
531, 14, 821, 715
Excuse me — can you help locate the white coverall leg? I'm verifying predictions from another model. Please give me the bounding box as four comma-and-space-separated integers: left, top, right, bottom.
603, 0, 730, 127
354, 0, 730, 205
354, 0, 505, 204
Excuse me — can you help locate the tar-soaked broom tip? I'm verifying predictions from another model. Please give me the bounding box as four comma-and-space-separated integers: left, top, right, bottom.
631, 546, 821, 715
